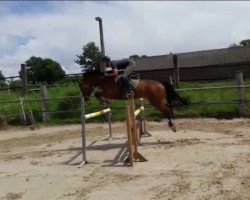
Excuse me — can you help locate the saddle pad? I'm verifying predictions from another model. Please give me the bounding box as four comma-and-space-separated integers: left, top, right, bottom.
130, 78, 140, 89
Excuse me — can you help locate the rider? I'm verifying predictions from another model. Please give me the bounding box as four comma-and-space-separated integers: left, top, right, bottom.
102, 56, 136, 97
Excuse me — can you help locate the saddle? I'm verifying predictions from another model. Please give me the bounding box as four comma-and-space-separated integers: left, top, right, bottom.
93, 74, 140, 95
117, 73, 140, 97
119, 74, 140, 90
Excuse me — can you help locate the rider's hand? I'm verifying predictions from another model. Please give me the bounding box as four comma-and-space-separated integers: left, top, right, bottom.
115, 74, 122, 82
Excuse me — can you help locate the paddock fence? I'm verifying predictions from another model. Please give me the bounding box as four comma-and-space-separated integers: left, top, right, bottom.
0, 64, 83, 94
0, 71, 250, 127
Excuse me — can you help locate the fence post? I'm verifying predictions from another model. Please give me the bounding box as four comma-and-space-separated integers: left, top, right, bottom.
0, 114, 7, 127
20, 64, 28, 95
40, 85, 49, 122
235, 71, 245, 116
173, 54, 179, 88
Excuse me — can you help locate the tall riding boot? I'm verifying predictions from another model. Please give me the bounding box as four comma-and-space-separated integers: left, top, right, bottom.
124, 79, 134, 97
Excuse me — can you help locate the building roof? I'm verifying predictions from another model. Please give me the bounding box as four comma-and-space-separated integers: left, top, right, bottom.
134, 46, 250, 71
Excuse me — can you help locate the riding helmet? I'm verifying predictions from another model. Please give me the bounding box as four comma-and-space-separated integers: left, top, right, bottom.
102, 56, 111, 62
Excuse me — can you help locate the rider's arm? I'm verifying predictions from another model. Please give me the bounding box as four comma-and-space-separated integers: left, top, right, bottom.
105, 68, 118, 76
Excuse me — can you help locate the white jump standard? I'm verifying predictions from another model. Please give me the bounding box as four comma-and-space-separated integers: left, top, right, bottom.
125, 98, 150, 166
79, 97, 112, 167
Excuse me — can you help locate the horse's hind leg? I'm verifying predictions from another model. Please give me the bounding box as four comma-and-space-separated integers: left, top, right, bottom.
163, 104, 176, 132
148, 98, 176, 132
167, 106, 176, 132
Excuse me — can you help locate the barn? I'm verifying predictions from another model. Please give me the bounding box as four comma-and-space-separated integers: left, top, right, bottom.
133, 46, 250, 82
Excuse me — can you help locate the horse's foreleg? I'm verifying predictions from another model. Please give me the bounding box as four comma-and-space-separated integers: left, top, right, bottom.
94, 90, 110, 107
94, 87, 110, 107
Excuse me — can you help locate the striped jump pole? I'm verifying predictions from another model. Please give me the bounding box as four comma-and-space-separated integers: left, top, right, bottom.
79, 97, 112, 168
134, 106, 144, 117
134, 99, 151, 140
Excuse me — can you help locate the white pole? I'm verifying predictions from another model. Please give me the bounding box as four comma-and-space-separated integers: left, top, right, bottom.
79, 97, 87, 168
20, 97, 26, 125
108, 111, 112, 140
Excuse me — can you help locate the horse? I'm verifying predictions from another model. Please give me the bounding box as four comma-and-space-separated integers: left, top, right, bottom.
79, 71, 188, 131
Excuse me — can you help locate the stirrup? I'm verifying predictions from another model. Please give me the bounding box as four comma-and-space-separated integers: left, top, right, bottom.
126, 91, 134, 98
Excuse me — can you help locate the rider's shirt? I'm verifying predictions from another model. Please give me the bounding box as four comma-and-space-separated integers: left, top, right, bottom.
110, 59, 134, 70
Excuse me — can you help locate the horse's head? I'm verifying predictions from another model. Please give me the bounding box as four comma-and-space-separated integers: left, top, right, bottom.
79, 83, 94, 102
79, 71, 111, 102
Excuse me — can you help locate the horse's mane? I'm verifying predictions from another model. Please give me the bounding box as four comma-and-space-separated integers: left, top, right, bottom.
82, 71, 105, 78
82, 71, 115, 84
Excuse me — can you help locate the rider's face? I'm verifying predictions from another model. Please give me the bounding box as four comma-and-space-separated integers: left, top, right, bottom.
104, 61, 110, 68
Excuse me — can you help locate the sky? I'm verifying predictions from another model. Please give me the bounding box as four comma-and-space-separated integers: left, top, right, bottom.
0, 1, 250, 77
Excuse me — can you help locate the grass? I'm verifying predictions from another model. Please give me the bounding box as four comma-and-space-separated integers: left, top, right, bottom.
0, 79, 250, 126
176, 80, 250, 118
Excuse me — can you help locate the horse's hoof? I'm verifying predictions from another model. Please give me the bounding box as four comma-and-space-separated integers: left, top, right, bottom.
171, 126, 177, 132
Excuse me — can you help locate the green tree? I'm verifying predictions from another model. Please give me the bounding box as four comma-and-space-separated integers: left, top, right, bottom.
129, 54, 147, 59
8, 80, 21, 91
75, 42, 102, 71
229, 39, 250, 48
129, 54, 140, 59
240, 39, 250, 47
25, 56, 66, 84
0, 71, 6, 87
229, 43, 240, 48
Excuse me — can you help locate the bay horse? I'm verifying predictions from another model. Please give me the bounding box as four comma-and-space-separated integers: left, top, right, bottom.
79, 71, 188, 131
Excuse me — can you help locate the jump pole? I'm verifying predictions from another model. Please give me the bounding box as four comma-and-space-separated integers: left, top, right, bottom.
79, 97, 112, 168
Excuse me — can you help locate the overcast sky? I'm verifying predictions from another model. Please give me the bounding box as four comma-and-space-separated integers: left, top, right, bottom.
0, 1, 250, 77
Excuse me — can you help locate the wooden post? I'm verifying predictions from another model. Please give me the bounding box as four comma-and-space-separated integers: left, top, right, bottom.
28, 110, 35, 125
235, 71, 245, 116
0, 114, 7, 127
40, 86, 49, 122
20, 64, 28, 95
126, 105, 134, 167
125, 97, 148, 166
173, 54, 179, 88
128, 98, 139, 157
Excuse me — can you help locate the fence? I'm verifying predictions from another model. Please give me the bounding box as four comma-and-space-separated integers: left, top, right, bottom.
0, 64, 83, 94
0, 71, 250, 127
175, 71, 250, 116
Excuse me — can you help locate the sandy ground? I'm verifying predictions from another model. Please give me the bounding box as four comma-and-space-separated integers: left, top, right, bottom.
0, 118, 249, 200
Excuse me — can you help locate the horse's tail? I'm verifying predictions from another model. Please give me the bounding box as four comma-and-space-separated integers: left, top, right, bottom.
164, 81, 189, 107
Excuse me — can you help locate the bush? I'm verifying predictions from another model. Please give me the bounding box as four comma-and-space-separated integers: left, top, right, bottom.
58, 91, 80, 110
54, 90, 80, 119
